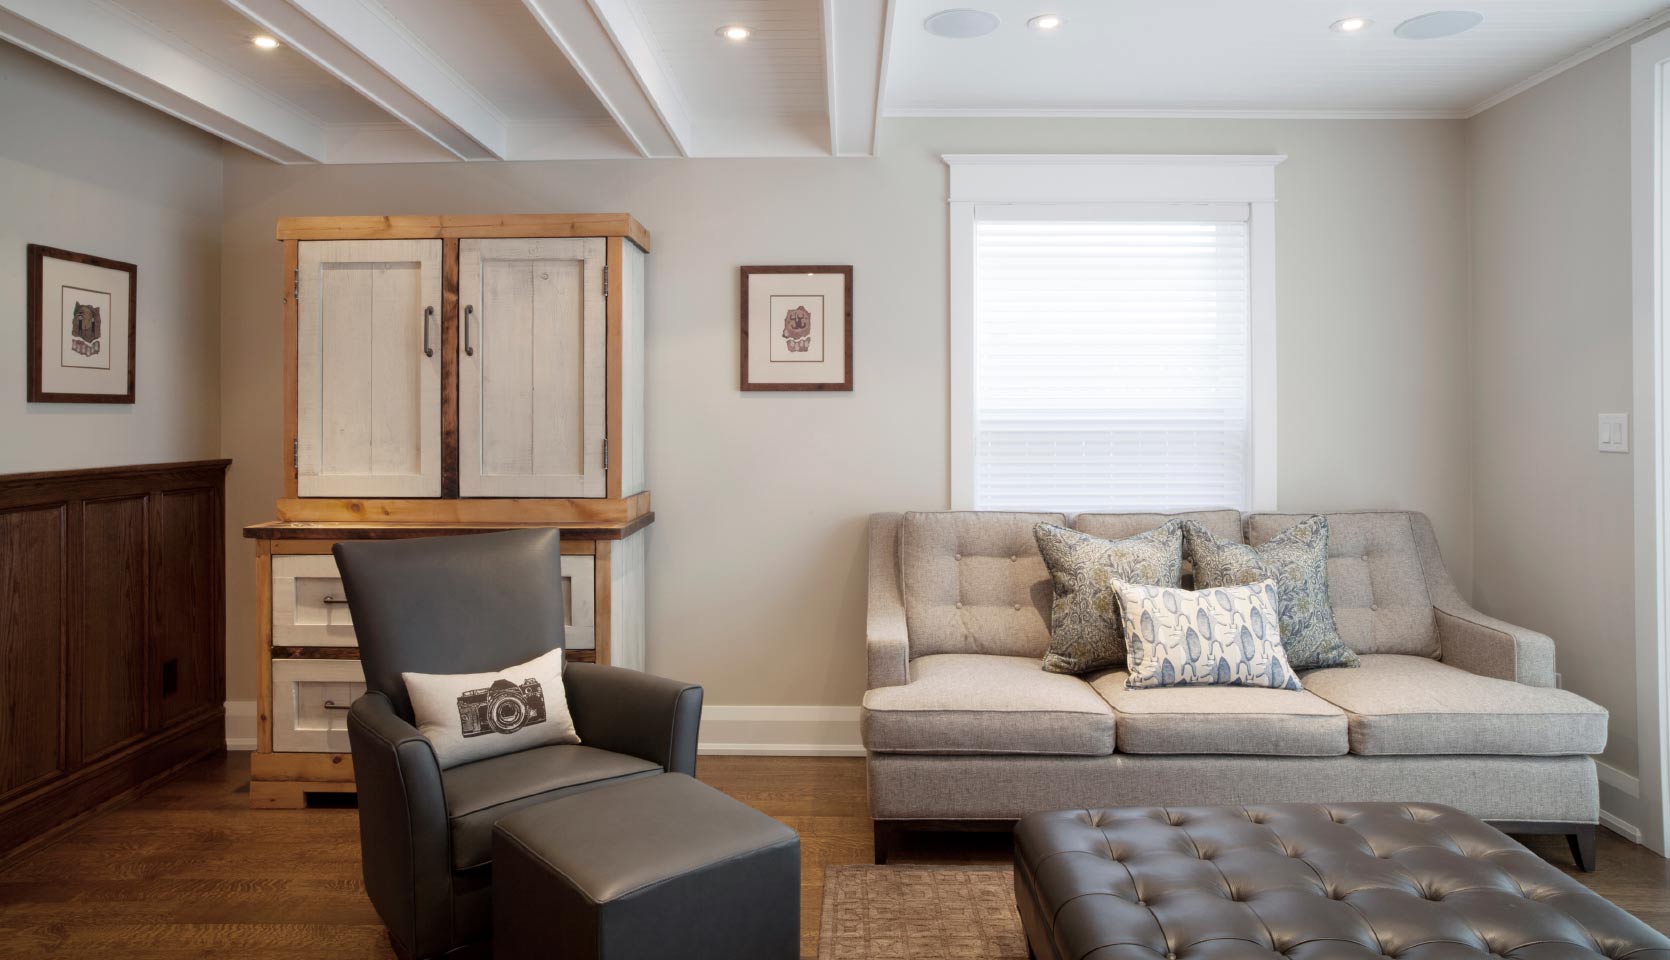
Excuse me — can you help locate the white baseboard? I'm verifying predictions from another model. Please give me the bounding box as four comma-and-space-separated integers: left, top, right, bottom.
221, 699, 864, 758
698, 705, 864, 757
225, 699, 256, 751
1596, 758, 1644, 843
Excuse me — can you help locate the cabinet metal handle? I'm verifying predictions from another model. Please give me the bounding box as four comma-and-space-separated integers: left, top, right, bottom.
321, 595, 350, 605
464, 305, 475, 356
322, 700, 351, 711
423, 305, 435, 358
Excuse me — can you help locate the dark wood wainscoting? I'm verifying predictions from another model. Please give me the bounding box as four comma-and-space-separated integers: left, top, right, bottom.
0, 459, 230, 857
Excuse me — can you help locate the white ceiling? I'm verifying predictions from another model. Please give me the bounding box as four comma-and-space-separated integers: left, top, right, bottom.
885, 0, 1670, 117
0, 0, 1664, 163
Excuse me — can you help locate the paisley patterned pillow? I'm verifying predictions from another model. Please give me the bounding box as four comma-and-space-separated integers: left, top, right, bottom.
1182, 516, 1359, 670
1116, 579, 1303, 691
1034, 520, 1184, 674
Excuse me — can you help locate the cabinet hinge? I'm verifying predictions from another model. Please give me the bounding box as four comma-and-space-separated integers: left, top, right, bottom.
602, 438, 609, 471
292, 438, 298, 470
292, 269, 299, 302
602, 265, 609, 299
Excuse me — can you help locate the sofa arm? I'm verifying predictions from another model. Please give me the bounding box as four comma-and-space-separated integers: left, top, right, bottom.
867, 513, 910, 689
1435, 604, 1557, 687
347, 692, 453, 960
563, 662, 703, 776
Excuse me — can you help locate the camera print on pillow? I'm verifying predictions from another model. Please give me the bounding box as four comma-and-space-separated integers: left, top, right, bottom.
1116, 579, 1304, 691
403, 647, 578, 769
1034, 520, 1185, 675
457, 678, 548, 738
1182, 516, 1359, 670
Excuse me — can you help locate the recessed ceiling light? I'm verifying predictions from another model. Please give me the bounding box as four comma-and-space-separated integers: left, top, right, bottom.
923, 9, 1000, 39
716, 24, 751, 40
252, 35, 280, 49
1028, 14, 1063, 31
1330, 16, 1371, 33
1394, 10, 1484, 40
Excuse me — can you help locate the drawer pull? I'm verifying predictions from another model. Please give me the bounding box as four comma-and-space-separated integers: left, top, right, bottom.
321, 595, 350, 605
423, 305, 435, 358
322, 700, 352, 711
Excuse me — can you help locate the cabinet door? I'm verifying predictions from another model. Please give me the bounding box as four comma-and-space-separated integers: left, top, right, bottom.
297, 240, 442, 497
458, 238, 606, 497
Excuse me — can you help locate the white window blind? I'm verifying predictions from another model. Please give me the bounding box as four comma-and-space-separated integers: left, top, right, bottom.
972, 210, 1253, 513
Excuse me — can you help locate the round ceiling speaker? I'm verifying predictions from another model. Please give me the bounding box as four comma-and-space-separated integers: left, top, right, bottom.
923, 9, 1001, 39
1395, 10, 1484, 39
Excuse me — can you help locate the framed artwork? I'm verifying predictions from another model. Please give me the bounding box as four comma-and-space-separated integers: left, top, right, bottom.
27, 244, 137, 403
740, 265, 852, 391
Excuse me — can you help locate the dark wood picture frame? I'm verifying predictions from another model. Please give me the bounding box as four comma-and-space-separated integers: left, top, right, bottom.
740, 265, 853, 391
27, 243, 138, 404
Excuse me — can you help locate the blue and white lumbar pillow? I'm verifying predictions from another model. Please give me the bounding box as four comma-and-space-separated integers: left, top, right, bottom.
1115, 579, 1303, 691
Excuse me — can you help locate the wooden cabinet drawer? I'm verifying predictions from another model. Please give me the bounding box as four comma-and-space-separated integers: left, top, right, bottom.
272, 659, 365, 753
272, 555, 357, 648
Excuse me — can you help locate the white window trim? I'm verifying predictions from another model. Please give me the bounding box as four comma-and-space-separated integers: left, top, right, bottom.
947, 153, 1285, 513
1630, 27, 1670, 856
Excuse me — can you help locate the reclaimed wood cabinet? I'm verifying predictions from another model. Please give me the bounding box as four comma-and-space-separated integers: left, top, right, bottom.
245, 214, 653, 809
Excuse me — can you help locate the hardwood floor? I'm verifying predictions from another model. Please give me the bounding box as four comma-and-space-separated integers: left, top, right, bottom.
0, 752, 1664, 959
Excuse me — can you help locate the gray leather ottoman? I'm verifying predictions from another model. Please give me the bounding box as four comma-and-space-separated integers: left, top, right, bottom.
1015, 802, 1669, 960
492, 772, 800, 959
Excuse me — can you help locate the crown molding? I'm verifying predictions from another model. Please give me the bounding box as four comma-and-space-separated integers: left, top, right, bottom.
1466, 7, 1670, 118
943, 153, 1287, 167
890, 106, 1466, 121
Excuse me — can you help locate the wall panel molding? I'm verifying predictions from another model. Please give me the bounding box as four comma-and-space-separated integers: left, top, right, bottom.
0, 459, 229, 858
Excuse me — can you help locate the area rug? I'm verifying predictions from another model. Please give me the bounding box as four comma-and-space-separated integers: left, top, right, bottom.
817, 864, 1028, 959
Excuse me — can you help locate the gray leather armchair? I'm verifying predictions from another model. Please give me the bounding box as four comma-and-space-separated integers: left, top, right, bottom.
335, 529, 702, 960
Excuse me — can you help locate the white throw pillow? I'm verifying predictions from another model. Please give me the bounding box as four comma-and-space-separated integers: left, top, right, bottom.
402, 647, 579, 769
1115, 579, 1303, 691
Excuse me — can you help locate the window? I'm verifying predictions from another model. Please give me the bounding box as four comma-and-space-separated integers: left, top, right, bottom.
948, 155, 1281, 514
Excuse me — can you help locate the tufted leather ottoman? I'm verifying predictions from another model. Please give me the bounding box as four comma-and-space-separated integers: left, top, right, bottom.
1015, 803, 1669, 960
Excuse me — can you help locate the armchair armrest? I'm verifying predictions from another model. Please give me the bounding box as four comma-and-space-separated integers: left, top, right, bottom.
1435, 604, 1557, 687
346, 691, 452, 959
867, 513, 910, 689
563, 662, 702, 776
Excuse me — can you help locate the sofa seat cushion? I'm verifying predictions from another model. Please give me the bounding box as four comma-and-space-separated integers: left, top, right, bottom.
1302, 654, 1608, 757
1089, 671, 1348, 756
443, 743, 661, 870
862, 654, 1115, 756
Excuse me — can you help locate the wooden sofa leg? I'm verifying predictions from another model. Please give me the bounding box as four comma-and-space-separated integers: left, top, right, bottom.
1567, 825, 1597, 873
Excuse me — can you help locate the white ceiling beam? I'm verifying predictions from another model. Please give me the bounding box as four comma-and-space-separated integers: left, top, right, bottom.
223, 0, 507, 161
520, 0, 692, 158
0, 0, 325, 163
822, 0, 889, 157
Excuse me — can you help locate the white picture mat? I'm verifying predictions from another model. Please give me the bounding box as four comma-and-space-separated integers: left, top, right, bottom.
747, 272, 846, 384
38, 256, 129, 395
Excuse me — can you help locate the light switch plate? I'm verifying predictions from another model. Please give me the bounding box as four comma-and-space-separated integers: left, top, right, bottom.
1598, 413, 1630, 453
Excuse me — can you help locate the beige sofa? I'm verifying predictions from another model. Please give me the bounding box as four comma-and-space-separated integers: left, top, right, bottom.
862, 510, 1609, 868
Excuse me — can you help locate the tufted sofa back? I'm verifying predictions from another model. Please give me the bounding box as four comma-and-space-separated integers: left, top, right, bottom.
899, 511, 1063, 658
884, 509, 1457, 662
1245, 511, 1441, 658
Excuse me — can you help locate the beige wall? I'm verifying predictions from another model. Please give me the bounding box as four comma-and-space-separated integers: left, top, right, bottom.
1468, 44, 1640, 776
0, 42, 222, 474
219, 117, 1474, 705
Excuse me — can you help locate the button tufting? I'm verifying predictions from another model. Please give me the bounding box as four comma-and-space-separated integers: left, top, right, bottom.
954, 553, 962, 561
955, 602, 963, 609
1370, 604, 1379, 611
1013, 603, 1022, 611
1009, 555, 1017, 562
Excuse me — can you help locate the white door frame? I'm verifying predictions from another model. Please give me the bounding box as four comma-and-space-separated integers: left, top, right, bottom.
1630, 26, 1670, 856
